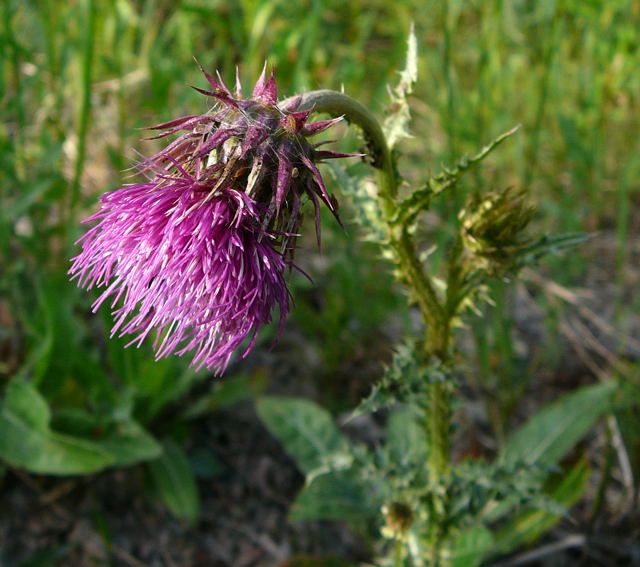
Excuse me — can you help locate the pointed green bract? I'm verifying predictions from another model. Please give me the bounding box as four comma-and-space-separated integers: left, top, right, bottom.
396, 126, 521, 227
383, 25, 418, 150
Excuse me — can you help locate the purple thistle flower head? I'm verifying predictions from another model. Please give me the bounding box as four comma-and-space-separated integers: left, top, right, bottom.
70, 64, 356, 374
143, 61, 357, 257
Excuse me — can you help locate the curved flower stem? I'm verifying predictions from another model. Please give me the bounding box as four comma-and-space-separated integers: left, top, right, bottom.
290, 90, 397, 217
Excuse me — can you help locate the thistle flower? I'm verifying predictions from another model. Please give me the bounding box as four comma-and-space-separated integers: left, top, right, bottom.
70, 64, 356, 373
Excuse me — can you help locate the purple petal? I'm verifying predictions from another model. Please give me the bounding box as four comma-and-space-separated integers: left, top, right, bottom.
194, 57, 232, 97
314, 149, 364, 160
303, 116, 344, 136
275, 141, 294, 211
70, 183, 291, 375
252, 63, 277, 104
281, 108, 314, 133
279, 94, 302, 112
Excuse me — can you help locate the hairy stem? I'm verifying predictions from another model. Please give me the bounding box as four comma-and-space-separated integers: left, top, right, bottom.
298, 88, 453, 566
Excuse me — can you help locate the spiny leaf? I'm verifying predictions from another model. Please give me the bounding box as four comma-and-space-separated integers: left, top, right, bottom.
354, 341, 452, 415
491, 457, 590, 557
396, 126, 520, 226
327, 162, 387, 245
383, 24, 418, 150
513, 232, 591, 269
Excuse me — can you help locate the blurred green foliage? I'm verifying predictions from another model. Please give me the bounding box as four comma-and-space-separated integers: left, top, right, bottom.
1, 0, 639, 544
258, 380, 627, 564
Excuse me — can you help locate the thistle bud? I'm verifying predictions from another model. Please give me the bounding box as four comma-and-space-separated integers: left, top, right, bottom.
460, 188, 535, 273
382, 501, 415, 536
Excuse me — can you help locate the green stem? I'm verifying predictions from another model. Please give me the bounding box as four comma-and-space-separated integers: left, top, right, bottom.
297, 89, 453, 566
394, 538, 404, 567
524, 5, 562, 186
294, 90, 444, 328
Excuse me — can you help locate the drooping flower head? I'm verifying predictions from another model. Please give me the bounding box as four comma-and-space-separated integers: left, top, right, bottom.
70, 64, 356, 374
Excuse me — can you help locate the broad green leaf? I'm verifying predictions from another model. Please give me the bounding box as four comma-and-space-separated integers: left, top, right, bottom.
91, 420, 162, 467
387, 404, 427, 468
501, 381, 624, 467
147, 440, 200, 524
6, 376, 51, 430
0, 380, 114, 474
616, 405, 640, 484
51, 408, 162, 466
492, 457, 589, 556
256, 396, 353, 478
0, 380, 161, 474
289, 470, 378, 528
448, 526, 494, 567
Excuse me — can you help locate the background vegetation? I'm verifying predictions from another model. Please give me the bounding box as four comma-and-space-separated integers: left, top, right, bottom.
1, 0, 639, 565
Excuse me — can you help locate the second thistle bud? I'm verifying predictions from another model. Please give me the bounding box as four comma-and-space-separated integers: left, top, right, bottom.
382, 501, 415, 537
460, 187, 535, 273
